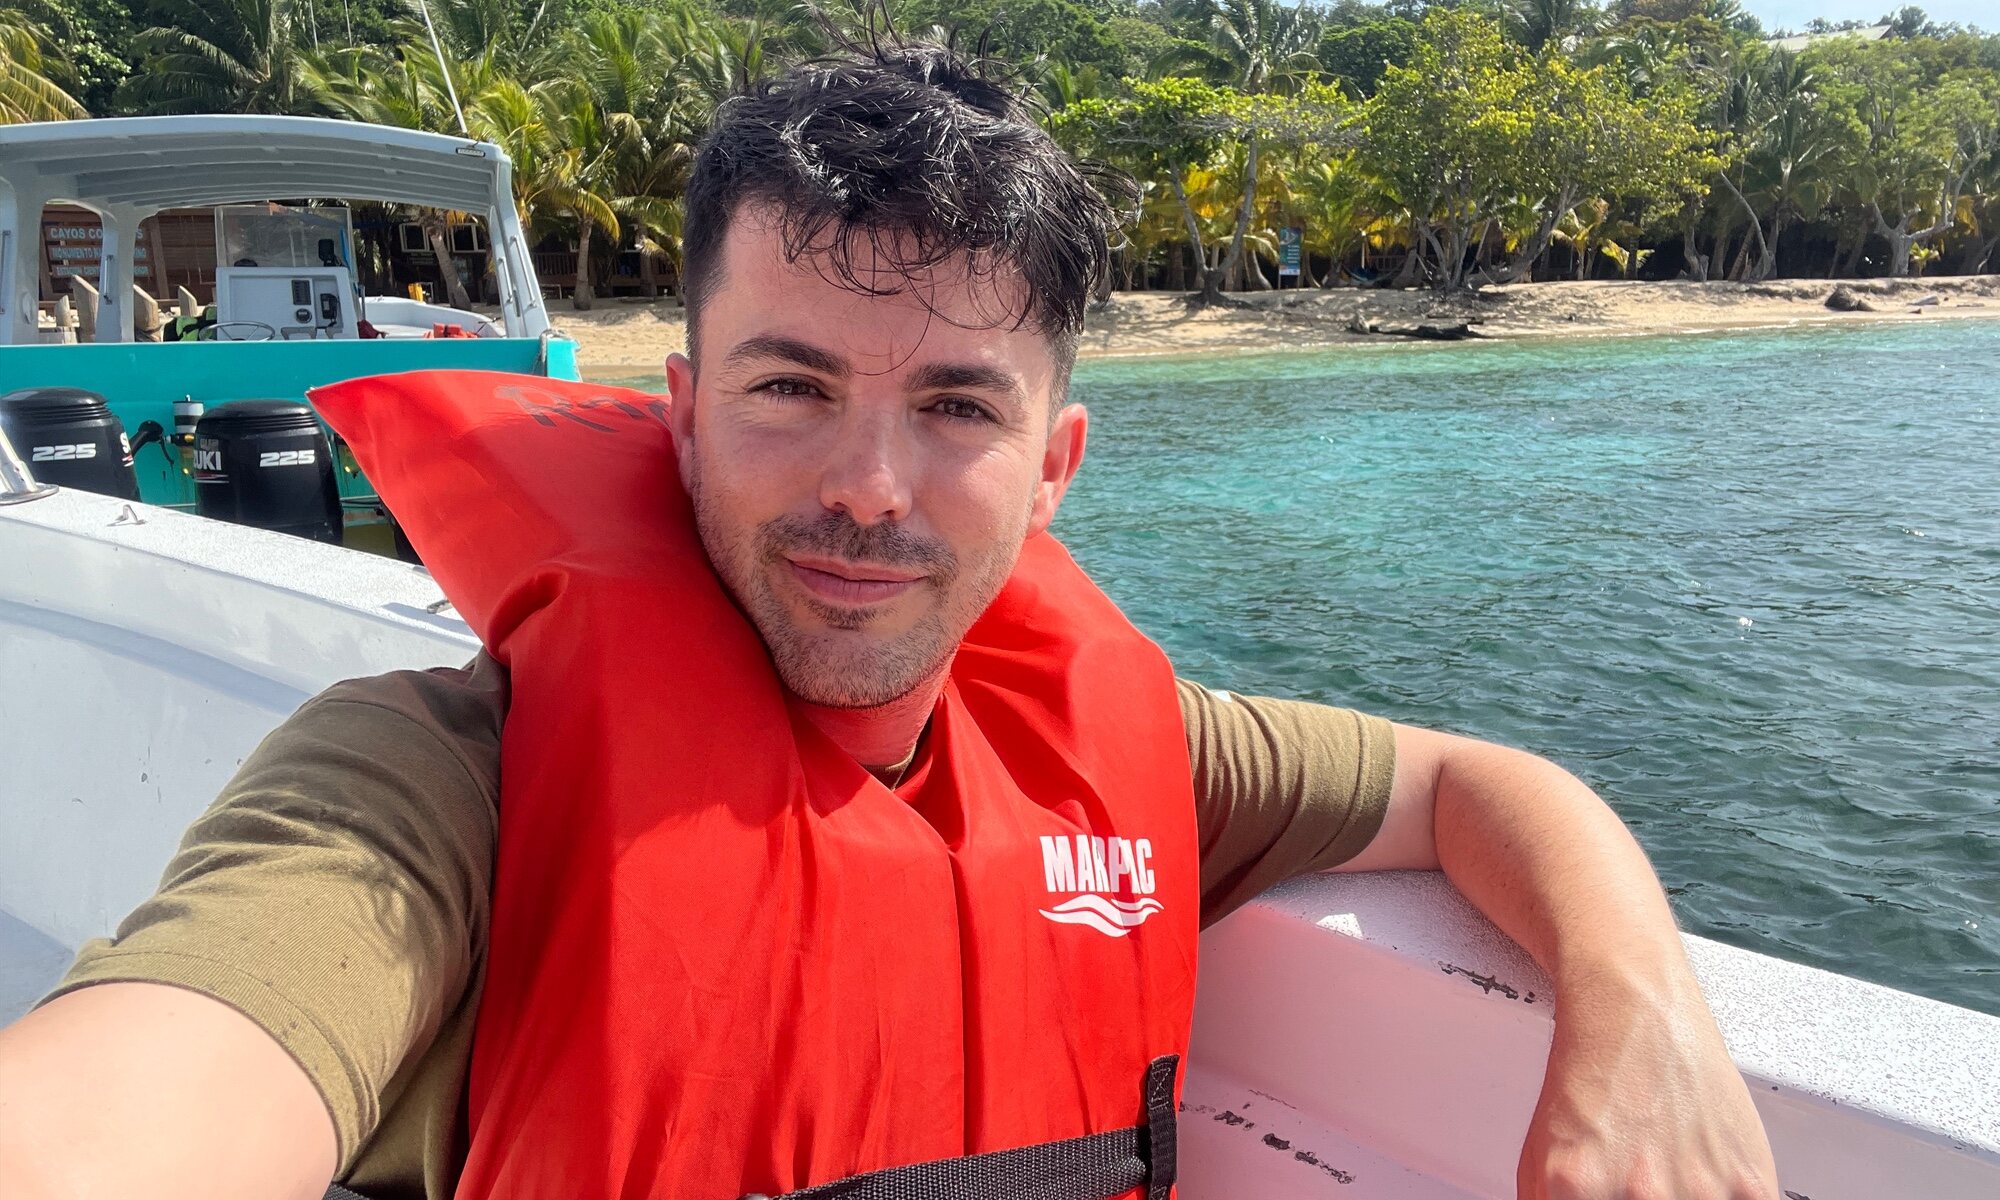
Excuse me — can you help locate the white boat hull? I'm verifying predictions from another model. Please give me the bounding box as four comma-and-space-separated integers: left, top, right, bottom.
3, 487, 1996, 1196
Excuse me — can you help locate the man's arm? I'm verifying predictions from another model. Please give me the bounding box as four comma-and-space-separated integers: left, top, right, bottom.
0, 983, 336, 1199
0, 657, 504, 1200
1348, 724, 1779, 1200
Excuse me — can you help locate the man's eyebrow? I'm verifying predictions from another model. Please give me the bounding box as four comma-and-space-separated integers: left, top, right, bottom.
907, 361, 1028, 411
723, 334, 849, 377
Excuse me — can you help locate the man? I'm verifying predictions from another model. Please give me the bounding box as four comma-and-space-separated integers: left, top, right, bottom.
0, 44, 1777, 1200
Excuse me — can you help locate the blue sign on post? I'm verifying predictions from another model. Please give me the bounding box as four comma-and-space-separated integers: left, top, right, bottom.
1278, 226, 1302, 280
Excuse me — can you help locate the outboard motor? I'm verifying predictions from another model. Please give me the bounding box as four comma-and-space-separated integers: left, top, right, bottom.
192, 400, 342, 543
0, 387, 140, 500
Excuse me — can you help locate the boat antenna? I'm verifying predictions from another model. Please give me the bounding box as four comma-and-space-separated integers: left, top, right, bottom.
415, 0, 470, 137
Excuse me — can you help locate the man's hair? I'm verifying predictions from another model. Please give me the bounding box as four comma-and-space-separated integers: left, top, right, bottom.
679, 41, 1132, 381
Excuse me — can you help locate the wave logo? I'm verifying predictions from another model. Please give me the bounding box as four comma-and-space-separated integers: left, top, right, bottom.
1038, 834, 1163, 938
1039, 894, 1166, 938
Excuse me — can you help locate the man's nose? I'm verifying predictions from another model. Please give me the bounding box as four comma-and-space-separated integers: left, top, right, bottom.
817, 405, 914, 526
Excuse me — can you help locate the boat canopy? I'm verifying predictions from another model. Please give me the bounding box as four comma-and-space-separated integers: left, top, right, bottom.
0, 115, 550, 344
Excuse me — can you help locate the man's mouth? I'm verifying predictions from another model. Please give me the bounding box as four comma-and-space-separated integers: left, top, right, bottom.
782, 554, 926, 606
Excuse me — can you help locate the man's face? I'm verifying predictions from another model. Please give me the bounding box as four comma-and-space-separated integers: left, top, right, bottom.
667, 205, 1088, 708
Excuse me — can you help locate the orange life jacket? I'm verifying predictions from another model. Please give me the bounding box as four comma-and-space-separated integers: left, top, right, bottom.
310, 371, 1199, 1200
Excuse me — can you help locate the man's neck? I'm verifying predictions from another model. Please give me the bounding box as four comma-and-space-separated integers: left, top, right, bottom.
796, 671, 947, 775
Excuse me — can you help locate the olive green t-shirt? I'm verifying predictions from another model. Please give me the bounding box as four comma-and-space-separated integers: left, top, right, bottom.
49, 655, 1394, 1200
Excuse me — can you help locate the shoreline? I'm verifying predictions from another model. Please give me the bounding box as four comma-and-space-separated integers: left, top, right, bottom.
546, 275, 2000, 381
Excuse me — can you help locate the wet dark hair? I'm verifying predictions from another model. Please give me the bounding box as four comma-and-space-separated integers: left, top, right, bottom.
679, 40, 1133, 383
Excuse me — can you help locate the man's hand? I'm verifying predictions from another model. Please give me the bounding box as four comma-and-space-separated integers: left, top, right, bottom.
1519, 969, 1779, 1200
1345, 724, 1781, 1200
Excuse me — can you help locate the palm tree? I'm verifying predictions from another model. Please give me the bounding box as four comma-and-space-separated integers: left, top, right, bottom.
407, 0, 567, 88
669, 8, 783, 105
118, 0, 336, 115
1505, 0, 1601, 55
547, 10, 707, 308
1171, 0, 1324, 294
1, 10, 87, 123
1292, 154, 1380, 285
317, 0, 594, 308
1034, 60, 1110, 113
312, 43, 486, 308
1743, 51, 1841, 279
1708, 50, 1844, 280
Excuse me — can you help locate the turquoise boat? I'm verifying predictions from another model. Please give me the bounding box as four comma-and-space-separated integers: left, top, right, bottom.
0, 115, 580, 543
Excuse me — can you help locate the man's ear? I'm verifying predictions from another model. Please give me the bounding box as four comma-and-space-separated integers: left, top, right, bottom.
666, 352, 696, 473
1028, 403, 1088, 539
666, 353, 696, 436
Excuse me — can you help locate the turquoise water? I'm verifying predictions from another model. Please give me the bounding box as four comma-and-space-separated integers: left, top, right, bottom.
603, 319, 2000, 1014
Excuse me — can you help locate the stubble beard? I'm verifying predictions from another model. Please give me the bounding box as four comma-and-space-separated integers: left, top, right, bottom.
686, 457, 1028, 709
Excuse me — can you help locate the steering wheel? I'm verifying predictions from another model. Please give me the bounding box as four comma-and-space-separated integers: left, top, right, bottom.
210, 321, 278, 342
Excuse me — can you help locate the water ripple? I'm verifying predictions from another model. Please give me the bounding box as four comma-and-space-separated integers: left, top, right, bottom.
1060, 321, 2000, 1016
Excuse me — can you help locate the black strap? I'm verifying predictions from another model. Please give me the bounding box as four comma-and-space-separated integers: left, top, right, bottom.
749, 1055, 1181, 1200
326, 1056, 1180, 1200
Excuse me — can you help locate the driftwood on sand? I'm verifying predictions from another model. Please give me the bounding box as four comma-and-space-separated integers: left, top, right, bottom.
1348, 317, 1487, 340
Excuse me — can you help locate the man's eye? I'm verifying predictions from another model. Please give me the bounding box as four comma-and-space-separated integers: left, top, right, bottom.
758, 378, 822, 398
931, 397, 992, 422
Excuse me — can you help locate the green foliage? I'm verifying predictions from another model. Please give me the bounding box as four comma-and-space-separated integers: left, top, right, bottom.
117, 0, 347, 115
1360, 9, 1537, 286
901, 0, 1132, 74
2, 8, 90, 122
1504, 0, 1603, 54
1316, 16, 1418, 96
20, 0, 1999, 287
13, 0, 137, 112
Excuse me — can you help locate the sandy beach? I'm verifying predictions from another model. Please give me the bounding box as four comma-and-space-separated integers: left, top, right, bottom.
542, 276, 2000, 381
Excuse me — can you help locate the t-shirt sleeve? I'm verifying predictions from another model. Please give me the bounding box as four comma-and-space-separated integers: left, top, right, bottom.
1179, 679, 1397, 927
42, 655, 506, 1169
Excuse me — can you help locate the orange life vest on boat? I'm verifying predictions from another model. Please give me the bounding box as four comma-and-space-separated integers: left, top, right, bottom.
309, 372, 1200, 1200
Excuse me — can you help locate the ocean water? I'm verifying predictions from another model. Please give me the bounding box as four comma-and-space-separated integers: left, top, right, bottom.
600, 319, 2000, 1014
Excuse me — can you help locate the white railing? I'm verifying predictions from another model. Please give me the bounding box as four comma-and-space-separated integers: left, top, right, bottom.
0, 422, 56, 503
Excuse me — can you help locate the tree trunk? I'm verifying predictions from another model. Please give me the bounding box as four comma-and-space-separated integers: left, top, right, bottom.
1867, 202, 1913, 277
1839, 224, 1869, 277
1171, 173, 1224, 303
573, 217, 596, 311
423, 215, 474, 310
1870, 197, 1955, 278
637, 220, 660, 299
1682, 224, 1708, 282
1753, 207, 1785, 281
1422, 220, 1473, 292
1966, 233, 2000, 275
1714, 173, 1768, 282
1727, 223, 1755, 281
1392, 233, 1427, 288
1219, 136, 1262, 293
1483, 185, 1576, 286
